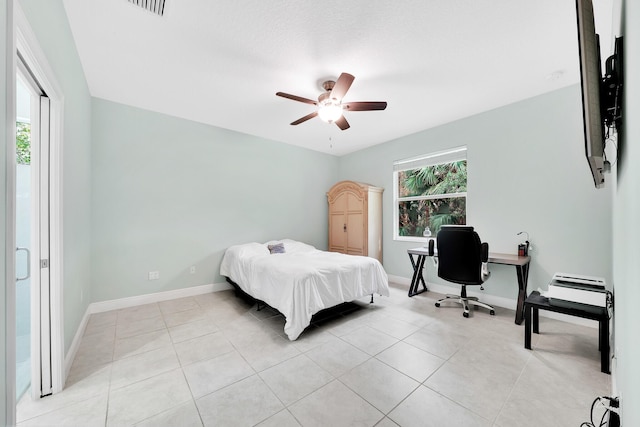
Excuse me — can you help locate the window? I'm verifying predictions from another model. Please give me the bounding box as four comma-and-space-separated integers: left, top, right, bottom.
393, 147, 467, 241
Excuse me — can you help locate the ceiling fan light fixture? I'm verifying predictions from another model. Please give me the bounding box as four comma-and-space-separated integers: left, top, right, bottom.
276, 72, 385, 130
317, 99, 343, 123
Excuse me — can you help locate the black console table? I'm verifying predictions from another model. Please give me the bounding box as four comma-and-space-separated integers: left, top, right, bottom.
524, 291, 610, 374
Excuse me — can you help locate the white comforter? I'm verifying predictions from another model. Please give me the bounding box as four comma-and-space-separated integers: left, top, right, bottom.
220, 239, 390, 340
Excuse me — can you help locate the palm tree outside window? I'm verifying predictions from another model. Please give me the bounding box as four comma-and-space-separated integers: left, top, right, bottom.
393, 147, 467, 241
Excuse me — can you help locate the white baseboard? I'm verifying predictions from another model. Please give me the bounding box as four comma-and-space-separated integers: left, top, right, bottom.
64, 308, 91, 380
64, 282, 232, 379
88, 282, 232, 314
387, 274, 599, 328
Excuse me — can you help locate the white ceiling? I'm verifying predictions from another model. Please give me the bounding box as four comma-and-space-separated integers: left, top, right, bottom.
61, 0, 616, 156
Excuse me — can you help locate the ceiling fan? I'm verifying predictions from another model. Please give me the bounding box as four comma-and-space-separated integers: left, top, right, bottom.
276, 72, 387, 130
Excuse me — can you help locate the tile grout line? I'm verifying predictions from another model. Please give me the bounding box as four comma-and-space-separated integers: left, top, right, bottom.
490, 347, 536, 427
165, 299, 207, 427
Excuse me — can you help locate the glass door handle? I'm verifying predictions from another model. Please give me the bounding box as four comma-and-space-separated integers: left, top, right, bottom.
16, 247, 31, 281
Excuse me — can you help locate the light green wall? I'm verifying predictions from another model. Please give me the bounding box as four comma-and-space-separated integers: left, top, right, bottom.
91, 87, 616, 305
18, 0, 93, 354
614, 0, 639, 424
2, 1, 12, 422
90, 98, 338, 302
338, 85, 613, 301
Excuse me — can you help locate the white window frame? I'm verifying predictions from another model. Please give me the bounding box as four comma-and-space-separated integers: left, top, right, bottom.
393, 146, 467, 242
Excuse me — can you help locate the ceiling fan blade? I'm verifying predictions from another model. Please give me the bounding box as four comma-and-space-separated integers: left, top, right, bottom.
276, 92, 317, 105
335, 115, 350, 130
330, 73, 355, 101
291, 111, 318, 126
343, 101, 387, 111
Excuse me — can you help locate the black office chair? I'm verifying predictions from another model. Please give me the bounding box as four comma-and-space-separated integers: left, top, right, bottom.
428, 225, 495, 318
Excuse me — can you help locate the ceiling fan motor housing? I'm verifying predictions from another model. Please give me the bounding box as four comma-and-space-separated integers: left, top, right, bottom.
322, 80, 336, 92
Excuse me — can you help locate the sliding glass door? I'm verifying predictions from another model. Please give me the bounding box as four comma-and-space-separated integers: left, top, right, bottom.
15, 74, 32, 401
16, 58, 52, 401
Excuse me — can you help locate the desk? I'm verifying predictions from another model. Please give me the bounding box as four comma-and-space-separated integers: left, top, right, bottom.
524, 291, 610, 374
407, 247, 531, 324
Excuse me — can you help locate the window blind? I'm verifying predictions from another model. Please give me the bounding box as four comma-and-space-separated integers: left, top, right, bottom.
393, 146, 467, 172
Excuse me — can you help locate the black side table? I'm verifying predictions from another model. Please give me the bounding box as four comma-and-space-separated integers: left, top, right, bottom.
524, 291, 610, 374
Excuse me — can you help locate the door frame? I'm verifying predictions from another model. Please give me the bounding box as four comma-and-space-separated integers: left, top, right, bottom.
5, 2, 17, 426
14, 0, 65, 397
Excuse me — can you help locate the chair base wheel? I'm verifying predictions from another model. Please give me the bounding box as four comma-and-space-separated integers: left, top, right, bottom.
434, 294, 495, 318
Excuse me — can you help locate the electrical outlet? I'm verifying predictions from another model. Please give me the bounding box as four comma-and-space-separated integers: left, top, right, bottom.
148, 271, 160, 280
190, 266, 196, 274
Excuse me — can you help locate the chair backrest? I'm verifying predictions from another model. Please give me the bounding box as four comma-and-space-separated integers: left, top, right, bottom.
436, 226, 488, 286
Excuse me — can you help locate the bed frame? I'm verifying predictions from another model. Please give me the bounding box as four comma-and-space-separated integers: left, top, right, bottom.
224, 276, 374, 324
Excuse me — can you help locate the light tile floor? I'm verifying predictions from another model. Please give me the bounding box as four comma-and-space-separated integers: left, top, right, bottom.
17, 282, 611, 426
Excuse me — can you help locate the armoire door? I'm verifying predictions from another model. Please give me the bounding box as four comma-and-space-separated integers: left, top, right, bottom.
329, 189, 365, 255
329, 191, 348, 252
346, 204, 364, 255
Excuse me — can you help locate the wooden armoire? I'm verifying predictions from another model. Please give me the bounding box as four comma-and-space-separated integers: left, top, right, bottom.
327, 181, 383, 263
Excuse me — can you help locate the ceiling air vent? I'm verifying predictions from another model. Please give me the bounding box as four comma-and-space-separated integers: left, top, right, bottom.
128, 0, 166, 16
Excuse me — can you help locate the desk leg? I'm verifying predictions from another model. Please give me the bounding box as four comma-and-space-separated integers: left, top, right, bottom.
514, 263, 531, 325
408, 254, 418, 296
600, 317, 610, 374
416, 255, 428, 293
408, 254, 428, 297
524, 303, 532, 349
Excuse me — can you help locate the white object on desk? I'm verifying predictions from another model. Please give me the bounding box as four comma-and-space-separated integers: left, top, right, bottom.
546, 272, 607, 307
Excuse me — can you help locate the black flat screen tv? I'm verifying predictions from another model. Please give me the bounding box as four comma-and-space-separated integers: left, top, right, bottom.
575, 0, 623, 189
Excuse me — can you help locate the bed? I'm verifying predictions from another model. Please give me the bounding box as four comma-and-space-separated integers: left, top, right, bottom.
220, 239, 390, 340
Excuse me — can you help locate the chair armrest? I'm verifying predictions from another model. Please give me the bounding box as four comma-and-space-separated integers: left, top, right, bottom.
428, 239, 435, 256
481, 242, 489, 262
481, 242, 490, 282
